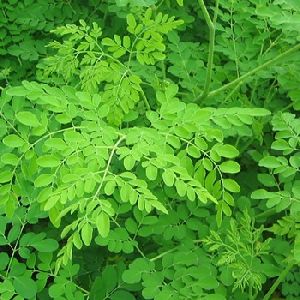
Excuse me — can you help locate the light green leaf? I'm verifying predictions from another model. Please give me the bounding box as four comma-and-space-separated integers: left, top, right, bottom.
187, 145, 201, 158
81, 222, 93, 246
150, 200, 168, 214
187, 186, 196, 201
3, 134, 25, 148
175, 179, 187, 197
73, 232, 83, 250
44, 138, 67, 151
123, 36, 131, 48
36, 155, 60, 168
16, 111, 41, 127
44, 195, 60, 211
219, 161, 240, 174
162, 169, 175, 186
0, 170, 13, 183
124, 156, 135, 170
104, 180, 116, 196
120, 184, 132, 202
102, 37, 116, 47
6, 86, 28, 96
259, 156, 282, 168
1, 153, 19, 166
34, 174, 54, 187
126, 14, 137, 31
146, 165, 157, 181
214, 144, 239, 158
271, 139, 291, 151
96, 212, 110, 238
223, 179, 240, 193
251, 189, 272, 199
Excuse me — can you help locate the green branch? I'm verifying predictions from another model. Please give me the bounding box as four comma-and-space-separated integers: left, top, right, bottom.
198, 0, 219, 101
203, 43, 300, 100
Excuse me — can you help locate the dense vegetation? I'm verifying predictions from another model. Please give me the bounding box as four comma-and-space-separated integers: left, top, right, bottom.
0, 0, 300, 299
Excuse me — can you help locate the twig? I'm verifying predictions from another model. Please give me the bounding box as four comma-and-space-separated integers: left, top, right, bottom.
198, 0, 219, 100
198, 43, 300, 100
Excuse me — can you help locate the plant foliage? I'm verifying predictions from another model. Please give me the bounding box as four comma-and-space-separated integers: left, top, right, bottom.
0, 0, 299, 299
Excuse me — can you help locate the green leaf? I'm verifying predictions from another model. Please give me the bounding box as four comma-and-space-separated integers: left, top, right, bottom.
34, 174, 54, 187
31, 239, 59, 252
187, 145, 201, 158
162, 169, 175, 186
271, 139, 291, 151
150, 200, 168, 214
120, 183, 132, 202
123, 36, 131, 48
81, 222, 93, 246
16, 111, 41, 127
0, 170, 13, 183
111, 290, 135, 300
214, 144, 239, 158
6, 86, 28, 96
259, 156, 282, 168
1, 153, 19, 166
44, 138, 67, 151
176, 0, 184, 6
187, 186, 196, 201
3, 134, 25, 148
96, 212, 110, 238
124, 156, 135, 170
73, 232, 83, 250
175, 179, 187, 197
219, 161, 240, 174
13, 276, 37, 299
146, 165, 157, 180
36, 155, 60, 168
44, 195, 60, 211
104, 180, 116, 195
223, 179, 240, 193
0, 252, 9, 271
102, 37, 116, 47
127, 14, 137, 31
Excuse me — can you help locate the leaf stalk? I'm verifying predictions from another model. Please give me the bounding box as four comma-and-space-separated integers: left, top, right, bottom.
198, 0, 219, 101
203, 43, 300, 100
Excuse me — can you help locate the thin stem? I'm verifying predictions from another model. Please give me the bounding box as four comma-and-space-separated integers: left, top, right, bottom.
249, 285, 253, 300
263, 260, 294, 300
161, 60, 166, 81
92, 136, 126, 201
0, 110, 20, 135
201, 43, 300, 100
198, 0, 219, 100
141, 91, 151, 110
150, 248, 176, 262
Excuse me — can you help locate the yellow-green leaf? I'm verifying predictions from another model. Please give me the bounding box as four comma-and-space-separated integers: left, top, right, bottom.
3, 134, 25, 148
16, 111, 41, 127
36, 155, 60, 168
96, 212, 110, 238
34, 174, 54, 187
81, 222, 93, 246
